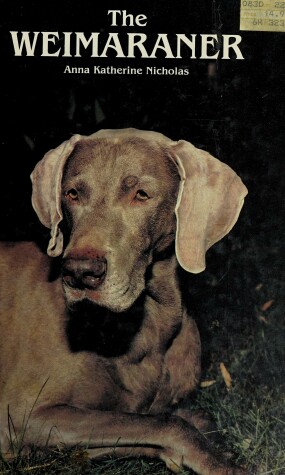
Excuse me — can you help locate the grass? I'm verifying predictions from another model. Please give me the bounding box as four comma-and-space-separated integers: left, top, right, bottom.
0, 449, 171, 475
192, 250, 285, 474
194, 359, 285, 474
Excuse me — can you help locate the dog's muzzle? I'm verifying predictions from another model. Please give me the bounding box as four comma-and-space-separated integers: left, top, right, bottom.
62, 257, 107, 290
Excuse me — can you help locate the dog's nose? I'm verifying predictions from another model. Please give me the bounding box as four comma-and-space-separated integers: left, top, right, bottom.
62, 257, 107, 290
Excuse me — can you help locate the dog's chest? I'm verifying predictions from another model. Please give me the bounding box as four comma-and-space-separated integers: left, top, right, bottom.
64, 350, 165, 413
69, 326, 199, 415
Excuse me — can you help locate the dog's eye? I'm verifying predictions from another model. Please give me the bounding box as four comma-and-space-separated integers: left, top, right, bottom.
135, 189, 149, 201
64, 189, 78, 201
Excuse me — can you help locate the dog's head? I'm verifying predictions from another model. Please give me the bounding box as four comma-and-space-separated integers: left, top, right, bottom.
31, 128, 247, 311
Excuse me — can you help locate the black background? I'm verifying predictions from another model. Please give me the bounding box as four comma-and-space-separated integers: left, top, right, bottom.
0, 0, 284, 375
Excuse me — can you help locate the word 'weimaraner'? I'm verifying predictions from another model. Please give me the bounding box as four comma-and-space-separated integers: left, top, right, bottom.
0, 129, 248, 474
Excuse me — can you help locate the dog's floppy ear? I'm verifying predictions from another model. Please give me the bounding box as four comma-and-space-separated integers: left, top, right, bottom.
170, 140, 248, 273
30, 134, 82, 257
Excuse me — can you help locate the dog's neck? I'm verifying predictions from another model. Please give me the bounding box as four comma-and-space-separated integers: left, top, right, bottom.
65, 254, 183, 358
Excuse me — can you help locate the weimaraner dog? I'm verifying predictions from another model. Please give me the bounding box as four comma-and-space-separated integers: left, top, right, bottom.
0, 129, 248, 474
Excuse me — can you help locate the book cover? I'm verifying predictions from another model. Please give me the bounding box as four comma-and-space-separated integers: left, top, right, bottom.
0, 1, 284, 474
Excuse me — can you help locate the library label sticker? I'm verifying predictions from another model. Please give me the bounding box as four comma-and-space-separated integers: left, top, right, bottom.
240, 1, 285, 31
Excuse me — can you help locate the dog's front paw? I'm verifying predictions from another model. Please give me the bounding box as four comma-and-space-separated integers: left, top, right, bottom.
160, 416, 250, 475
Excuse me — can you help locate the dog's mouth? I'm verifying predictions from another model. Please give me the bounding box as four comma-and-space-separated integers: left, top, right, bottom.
62, 273, 106, 291
61, 270, 141, 313
60, 255, 147, 312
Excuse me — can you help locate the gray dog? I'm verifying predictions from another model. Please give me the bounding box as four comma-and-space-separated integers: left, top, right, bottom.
0, 129, 248, 474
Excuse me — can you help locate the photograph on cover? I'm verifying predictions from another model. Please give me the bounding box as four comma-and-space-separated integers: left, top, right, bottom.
0, 1, 284, 474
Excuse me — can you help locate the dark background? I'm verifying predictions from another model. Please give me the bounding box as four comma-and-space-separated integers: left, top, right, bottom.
0, 0, 284, 381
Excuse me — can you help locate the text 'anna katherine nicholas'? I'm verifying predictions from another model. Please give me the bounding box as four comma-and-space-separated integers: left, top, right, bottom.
64, 66, 190, 75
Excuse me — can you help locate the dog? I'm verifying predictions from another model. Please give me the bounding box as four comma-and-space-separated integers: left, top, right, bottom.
0, 129, 248, 474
